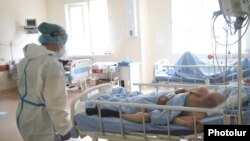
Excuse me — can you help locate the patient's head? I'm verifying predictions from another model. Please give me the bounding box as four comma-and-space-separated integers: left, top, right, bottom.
201, 91, 225, 108
190, 86, 209, 96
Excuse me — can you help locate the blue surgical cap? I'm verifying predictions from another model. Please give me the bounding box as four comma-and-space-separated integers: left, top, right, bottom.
38, 22, 68, 45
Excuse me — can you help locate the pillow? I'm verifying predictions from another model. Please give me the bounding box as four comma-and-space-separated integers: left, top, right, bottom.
218, 86, 249, 108
207, 86, 249, 116
216, 92, 247, 110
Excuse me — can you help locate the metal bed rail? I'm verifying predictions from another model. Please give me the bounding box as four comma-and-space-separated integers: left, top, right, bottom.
89, 100, 222, 141
70, 83, 112, 124
133, 82, 229, 93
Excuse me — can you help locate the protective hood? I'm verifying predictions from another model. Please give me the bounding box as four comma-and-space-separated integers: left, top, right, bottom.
38, 22, 68, 46
23, 43, 56, 59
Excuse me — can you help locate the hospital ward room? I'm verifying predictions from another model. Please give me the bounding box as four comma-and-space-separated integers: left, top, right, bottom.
1, 0, 250, 141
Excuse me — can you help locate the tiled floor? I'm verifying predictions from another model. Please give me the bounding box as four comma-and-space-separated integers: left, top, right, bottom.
0, 88, 92, 141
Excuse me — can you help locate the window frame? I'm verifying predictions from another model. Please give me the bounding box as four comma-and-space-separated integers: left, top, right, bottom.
64, 1, 111, 57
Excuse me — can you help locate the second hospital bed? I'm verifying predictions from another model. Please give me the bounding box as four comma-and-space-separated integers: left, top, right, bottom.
62, 59, 92, 90
154, 52, 250, 84
71, 83, 250, 141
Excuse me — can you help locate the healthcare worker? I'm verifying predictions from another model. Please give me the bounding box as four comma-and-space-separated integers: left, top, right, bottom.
16, 22, 72, 141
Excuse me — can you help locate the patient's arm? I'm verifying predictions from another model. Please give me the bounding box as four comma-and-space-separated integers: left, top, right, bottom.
122, 112, 151, 123
184, 111, 207, 119
173, 116, 203, 132
173, 113, 206, 132
173, 116, 192, 127
175, 113, 205, 121
158, 96, 171, 105
175, 87, 209, 97
175, 87, 198, 94
175, 88, 189, 94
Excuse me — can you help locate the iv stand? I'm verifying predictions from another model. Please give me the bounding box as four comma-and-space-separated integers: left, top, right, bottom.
237, 28, 243, 125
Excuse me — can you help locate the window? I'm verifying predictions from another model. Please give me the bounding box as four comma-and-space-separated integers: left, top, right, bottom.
172, 0, 238, 54
65, 0, 110, 56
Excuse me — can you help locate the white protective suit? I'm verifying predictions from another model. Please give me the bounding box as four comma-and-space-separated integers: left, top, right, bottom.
16, 44, 72, 141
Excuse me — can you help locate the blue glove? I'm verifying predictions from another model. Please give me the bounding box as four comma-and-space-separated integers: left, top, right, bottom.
70, 127, 79, 138
60, 131, 71, 141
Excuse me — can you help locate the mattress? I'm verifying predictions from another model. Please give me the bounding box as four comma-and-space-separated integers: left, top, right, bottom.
74, 105, 250, 136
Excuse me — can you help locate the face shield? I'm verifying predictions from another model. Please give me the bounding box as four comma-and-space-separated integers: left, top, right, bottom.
56, 46, 66, 58
55, 37, 66, 58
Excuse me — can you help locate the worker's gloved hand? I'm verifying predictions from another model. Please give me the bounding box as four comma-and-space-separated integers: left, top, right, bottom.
60, 131, 71, 141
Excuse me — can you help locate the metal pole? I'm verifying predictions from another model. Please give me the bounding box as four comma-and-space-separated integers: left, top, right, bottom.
237, 29, 243, 125
193, 112, 197, 141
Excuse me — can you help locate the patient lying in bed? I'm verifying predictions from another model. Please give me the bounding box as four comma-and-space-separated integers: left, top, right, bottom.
122, 89, 225, 131
86, 87, 225, 131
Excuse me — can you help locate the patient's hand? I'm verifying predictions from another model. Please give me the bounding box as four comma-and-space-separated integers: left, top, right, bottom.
173, 117, 204, 132
185, 120, 203, 132
122, 112, 151, 123
132, 112, 151, 123
158, 97, 170, 105
175, 88, 188, 94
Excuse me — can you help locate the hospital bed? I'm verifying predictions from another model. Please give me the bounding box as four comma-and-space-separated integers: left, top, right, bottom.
64, 59, 92, 90
71, 83, 250, 141
154, 52, 250, 85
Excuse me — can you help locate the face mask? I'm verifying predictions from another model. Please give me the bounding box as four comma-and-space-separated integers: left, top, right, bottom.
56, 46, 66, 58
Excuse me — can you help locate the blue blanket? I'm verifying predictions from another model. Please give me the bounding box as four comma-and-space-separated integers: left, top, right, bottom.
86, 87, 188, 125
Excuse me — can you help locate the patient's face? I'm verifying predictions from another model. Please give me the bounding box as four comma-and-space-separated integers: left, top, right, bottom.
201, 92, 225, 108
